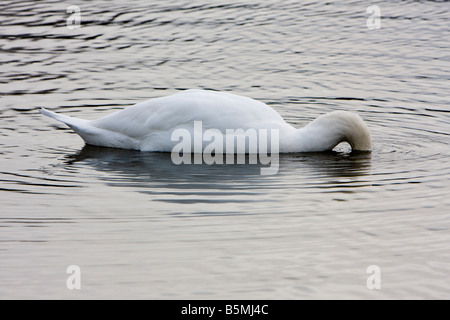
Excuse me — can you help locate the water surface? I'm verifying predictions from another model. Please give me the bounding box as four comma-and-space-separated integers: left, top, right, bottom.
0, 0, 449, 299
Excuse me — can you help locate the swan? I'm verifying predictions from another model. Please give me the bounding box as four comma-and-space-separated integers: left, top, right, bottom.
39, 89, 372, 153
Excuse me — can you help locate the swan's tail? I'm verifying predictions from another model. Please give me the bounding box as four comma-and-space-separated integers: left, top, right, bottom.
40, 107, 90, 129
39, 108, 139, 149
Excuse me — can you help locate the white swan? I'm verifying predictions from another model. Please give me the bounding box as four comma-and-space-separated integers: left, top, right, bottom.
40, 89, 372, 152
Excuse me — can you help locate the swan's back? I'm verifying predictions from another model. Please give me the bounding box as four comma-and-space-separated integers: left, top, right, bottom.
90, 90, 288, 136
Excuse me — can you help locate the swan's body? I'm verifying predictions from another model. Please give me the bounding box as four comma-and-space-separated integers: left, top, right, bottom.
40, 89, 372, 153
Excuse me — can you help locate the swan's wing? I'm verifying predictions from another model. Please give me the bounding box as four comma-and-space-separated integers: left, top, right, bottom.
41, 90, 293, 151
90, 90, 287, 137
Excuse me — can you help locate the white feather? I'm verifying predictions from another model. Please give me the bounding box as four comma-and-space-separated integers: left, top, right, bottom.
40, 89, 372, 152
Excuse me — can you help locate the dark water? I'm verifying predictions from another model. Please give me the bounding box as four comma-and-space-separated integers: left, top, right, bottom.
1, 0, 449, 299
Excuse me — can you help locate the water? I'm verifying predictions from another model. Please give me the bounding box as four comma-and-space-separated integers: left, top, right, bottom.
1, 0, 449, 299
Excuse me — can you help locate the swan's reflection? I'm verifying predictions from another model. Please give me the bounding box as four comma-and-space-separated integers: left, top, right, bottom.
65, 145, 372, 185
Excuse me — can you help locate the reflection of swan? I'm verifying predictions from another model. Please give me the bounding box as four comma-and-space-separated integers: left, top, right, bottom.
41, 89, 372, 152
65, 145, 372, 183
64, 146, 371, 209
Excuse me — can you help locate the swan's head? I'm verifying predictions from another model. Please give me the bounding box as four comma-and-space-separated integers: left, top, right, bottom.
305, 110, 372, 152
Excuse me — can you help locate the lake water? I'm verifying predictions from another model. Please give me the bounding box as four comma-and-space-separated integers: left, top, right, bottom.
0, 0, 449, 299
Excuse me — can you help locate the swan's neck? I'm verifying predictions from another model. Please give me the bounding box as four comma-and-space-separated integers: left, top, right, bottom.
292, 111, 372, 152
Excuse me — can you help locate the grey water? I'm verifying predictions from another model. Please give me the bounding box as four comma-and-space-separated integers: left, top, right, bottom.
1, 0, 449, 299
